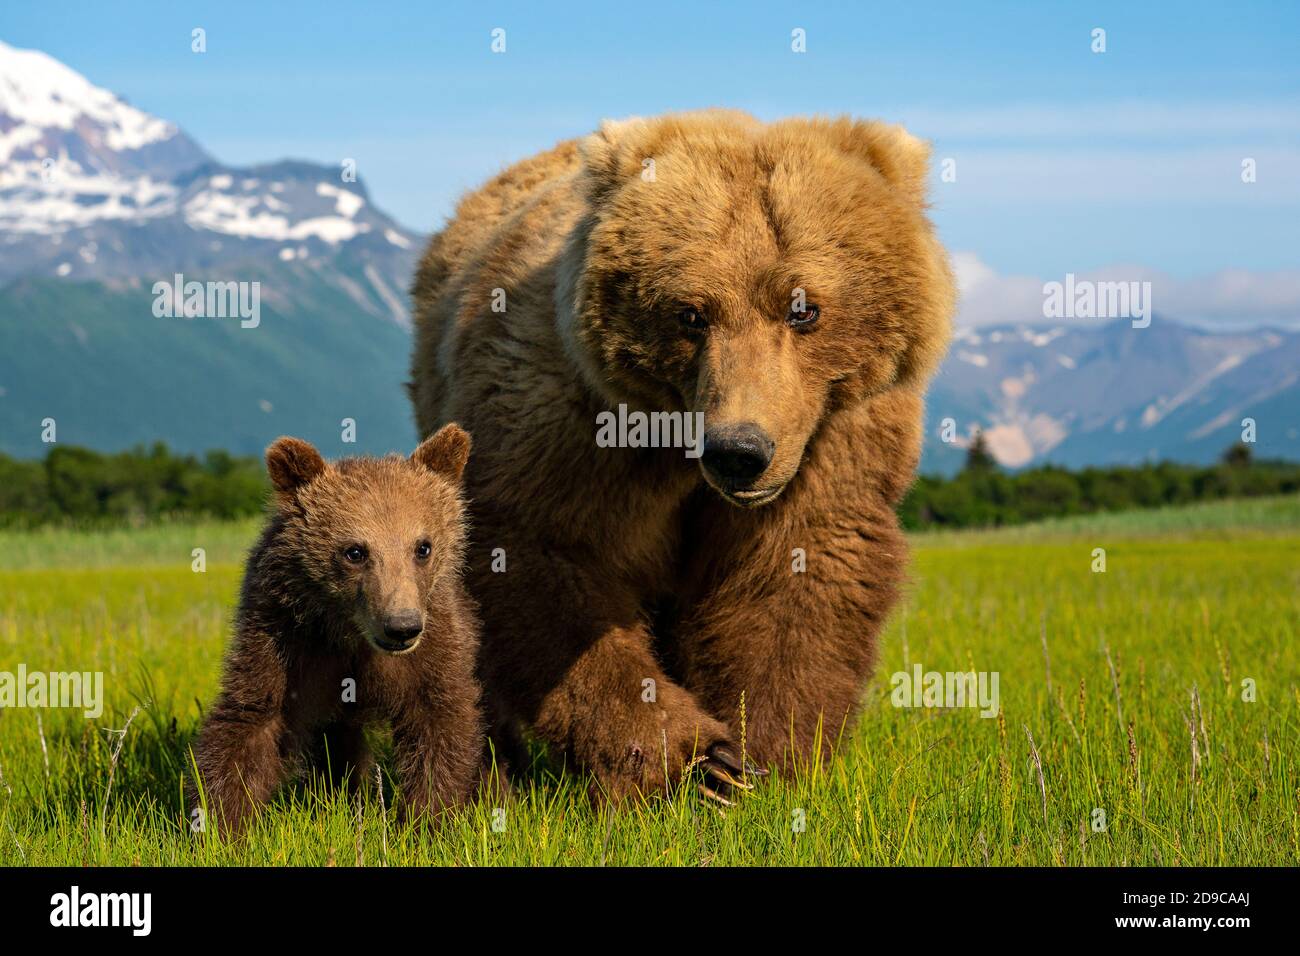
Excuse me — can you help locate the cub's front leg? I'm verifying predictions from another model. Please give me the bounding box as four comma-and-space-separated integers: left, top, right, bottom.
388, 665, 483, 822
191, 625, 293, 837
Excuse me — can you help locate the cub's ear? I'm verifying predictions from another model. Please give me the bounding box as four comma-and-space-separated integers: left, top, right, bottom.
411, 423, 471, 483
265, 437, 326, 498
823, 118, 932, 204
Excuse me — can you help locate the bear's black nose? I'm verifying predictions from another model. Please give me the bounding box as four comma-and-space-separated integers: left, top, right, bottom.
701, 423, 775, 486
382, 609, 424, 646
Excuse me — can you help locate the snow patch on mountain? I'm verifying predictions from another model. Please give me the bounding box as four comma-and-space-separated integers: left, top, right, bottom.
0, 160, 178, 232
1136, 353, 1246, 428
316, 181, 365, 218
1189, 370, 1300, 439
183, 181, 371, 244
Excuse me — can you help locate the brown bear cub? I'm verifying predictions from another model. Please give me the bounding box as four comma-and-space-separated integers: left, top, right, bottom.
191, 424, 483, 835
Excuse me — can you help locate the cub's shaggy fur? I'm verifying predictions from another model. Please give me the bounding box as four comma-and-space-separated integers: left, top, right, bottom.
410, 110, 955, 800
191, 425, 483, 833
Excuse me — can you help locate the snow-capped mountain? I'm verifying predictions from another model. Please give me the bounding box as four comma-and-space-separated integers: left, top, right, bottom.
0, 39, 420, 324
0, 38, 207, 179
923, 319, 1300, 473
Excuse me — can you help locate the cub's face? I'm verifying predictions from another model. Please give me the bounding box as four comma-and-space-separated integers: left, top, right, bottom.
265, 425, 471, 654
567, 112, 954, 507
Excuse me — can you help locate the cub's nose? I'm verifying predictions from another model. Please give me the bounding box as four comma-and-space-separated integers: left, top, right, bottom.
701, 423, 775, 486
382, 609, 424, 646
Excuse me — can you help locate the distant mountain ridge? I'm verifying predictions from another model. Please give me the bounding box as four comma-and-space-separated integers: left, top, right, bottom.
924, 319, 1300, 474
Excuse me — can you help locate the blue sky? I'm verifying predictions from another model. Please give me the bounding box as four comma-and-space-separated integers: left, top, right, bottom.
5, 1, 1299, 321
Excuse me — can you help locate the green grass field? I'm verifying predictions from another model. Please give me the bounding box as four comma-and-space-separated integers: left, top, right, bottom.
1, 496, 1297, 866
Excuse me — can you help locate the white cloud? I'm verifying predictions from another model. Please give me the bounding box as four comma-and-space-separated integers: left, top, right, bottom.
952, 252, 1047, 327
952, 252, 1300, 329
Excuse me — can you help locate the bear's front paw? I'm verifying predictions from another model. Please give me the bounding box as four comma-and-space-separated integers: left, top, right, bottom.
693, 741, 768, 807
595, 727, 767, 806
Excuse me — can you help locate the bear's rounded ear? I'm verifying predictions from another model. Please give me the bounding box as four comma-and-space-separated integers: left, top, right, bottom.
893, 233, 957, 389
411, 423, 471, 483
822, 118, 932, 204
579, 116, 649, 205
266, 437, 326, 498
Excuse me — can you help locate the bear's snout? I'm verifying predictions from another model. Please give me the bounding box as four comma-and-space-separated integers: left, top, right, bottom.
701, 423, 774, 488
377, 608, 424, 653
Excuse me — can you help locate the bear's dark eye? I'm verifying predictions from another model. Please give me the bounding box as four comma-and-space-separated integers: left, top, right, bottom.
343, 545, 368, 564
787, 304, 820, 330
414, 540, 432, 561
677, 306, 708, 334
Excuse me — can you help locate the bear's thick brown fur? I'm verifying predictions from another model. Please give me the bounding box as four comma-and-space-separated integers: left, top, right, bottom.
409, 110, 954, 801
191, 425, 484, 833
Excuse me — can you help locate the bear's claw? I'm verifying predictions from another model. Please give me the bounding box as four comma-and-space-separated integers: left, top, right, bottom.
698, 742, 767, 806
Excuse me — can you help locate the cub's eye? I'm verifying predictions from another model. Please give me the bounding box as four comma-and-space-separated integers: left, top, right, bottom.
787, 304, 820, 330
677, 307, 708, 334
414, 541, 432, 561
343, 545, 367, 564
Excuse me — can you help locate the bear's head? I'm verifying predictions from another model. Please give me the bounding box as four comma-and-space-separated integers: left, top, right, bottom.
263, 424, 471, 654
558, 110, 954, 507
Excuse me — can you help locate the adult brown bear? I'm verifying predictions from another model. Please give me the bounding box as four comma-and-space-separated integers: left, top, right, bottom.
410, 110, 954, 802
